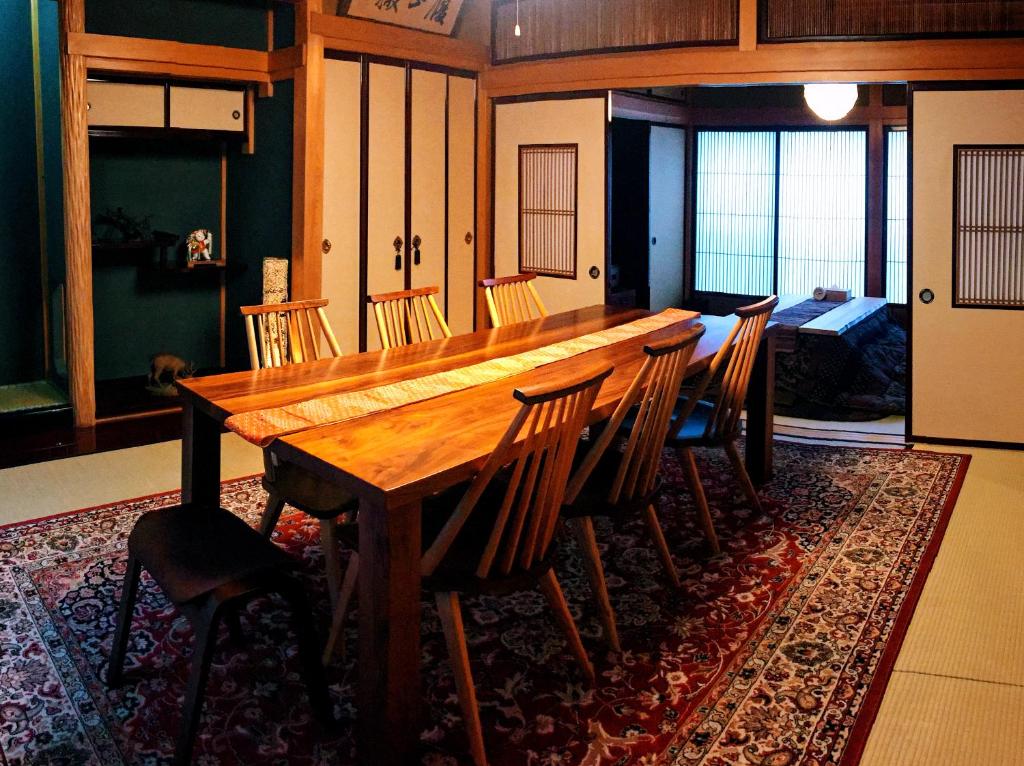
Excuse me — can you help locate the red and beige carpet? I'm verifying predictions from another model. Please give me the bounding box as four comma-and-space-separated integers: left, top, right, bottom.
0, 443, 968, 766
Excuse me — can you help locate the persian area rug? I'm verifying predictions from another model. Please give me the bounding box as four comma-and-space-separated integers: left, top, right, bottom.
0, 444, 968, 766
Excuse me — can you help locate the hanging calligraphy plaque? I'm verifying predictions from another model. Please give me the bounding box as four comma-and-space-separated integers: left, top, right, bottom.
338, 0, 466, 36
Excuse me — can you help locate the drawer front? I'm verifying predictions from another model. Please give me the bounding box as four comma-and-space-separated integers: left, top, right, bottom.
86, 81, 165, 128
169, 86, 245, 132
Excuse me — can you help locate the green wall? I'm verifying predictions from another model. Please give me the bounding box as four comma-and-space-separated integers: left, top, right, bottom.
226, 80, 295, 371
0, 1, 45, 386
90, 141, 224, 380
0, 0, 294, 386
86, 0, 270, 49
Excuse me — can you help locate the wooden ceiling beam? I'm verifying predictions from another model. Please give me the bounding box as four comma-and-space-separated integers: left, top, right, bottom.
482, 38, 1024, 96
68, 32, 273, 81
311, 12, 489, 71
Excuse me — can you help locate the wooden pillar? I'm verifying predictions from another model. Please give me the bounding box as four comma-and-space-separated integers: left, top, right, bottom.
291, 0, 326, 301
474, 86, 492, 330
59, 0, 96, 428
866, 85, 885, 298
738, 0, 758, 52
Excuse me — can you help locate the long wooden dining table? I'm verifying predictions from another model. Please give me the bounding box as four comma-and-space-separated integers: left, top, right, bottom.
176, 304, 778, 766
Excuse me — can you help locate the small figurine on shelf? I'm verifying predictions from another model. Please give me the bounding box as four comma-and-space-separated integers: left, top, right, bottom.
186, 229, 214, 265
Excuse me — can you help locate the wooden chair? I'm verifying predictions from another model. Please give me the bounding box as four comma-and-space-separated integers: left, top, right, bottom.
479, 273, 548, 328
666, 296, 779, 553
324, 364, 612, 766
562, 325, 706, 652
107, 503, 333, 766
240, 299, 356, 608
367, 286, 452, 349
241, 298, 342, 369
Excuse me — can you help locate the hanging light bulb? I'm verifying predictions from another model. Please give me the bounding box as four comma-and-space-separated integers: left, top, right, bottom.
803, 83, 859, 122
514, 0, 521, 36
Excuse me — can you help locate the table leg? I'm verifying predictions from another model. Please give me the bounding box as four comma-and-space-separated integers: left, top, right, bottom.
181, 401, 222, 508
358, 496, 423, 765
745, 334, 776, 485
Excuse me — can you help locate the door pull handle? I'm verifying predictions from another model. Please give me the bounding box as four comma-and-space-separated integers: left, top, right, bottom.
412, 235, 422, 266
393, 236, 403, 271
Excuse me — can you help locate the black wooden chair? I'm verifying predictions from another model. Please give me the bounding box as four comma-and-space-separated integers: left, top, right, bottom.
107, 503, 334, 766
664, 296, 778, 552
562, 326, 706, 651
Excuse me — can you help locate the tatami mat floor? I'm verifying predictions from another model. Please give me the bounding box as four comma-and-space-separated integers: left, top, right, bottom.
1, 429, 1021, 765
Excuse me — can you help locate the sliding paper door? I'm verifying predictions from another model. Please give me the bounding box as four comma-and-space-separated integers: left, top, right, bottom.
912, 88, 1024, 443
365, 62, 407, 351
409, 69, 448, 313
446, 75, 476, 335
494, 97, 606, 315
322, 58, 362, 354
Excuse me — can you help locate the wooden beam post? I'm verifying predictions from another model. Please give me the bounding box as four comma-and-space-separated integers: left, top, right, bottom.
866, 85, 886, 298
59, 0, 96, 428
291, 0, 326, 301
474, 85, 492, 330
738, 0, 758, 52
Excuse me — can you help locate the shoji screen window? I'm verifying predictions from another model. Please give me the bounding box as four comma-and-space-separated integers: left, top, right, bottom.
519, 144, 578, 278
885, 129, 909, 304
777, 130, 867, 296
694, 131, 776, 295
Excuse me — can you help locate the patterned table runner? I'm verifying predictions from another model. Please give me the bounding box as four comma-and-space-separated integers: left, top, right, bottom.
227, 308, 695, 446
772, 298, 850, 328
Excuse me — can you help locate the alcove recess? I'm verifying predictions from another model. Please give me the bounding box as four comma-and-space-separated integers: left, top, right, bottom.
87, 77, 254, 420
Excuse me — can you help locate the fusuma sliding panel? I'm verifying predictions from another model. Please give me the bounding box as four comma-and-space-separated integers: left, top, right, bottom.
365, 62, 407, 352
494, 98, 606, 314
694, 131, 775, 296
763, 0, 1024, 41
953, 145, 1024, 309
912, 88, 1024, 444
410, 69, 448, 311
446, 75, 477, 335
518, 144, 577, 279
322, 58, 363, 355
493, 0, 737, 62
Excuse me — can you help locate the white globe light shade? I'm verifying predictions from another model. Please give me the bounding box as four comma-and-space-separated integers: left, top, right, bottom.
803, 83, 859, 122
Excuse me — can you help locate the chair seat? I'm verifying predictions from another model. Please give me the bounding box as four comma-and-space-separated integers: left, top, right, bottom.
336, 481, 556, 596
264, 461, 358, 519
562, 446, 662, 520
623, 397, 736, 447
128, 504, 294, 606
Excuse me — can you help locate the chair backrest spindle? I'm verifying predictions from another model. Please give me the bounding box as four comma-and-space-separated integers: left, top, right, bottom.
240, 298, 342, 370
367, 286, 452, 350
479, 273, 548, 328
672, 296, 778, 442
565, 325, 706, 507
421, 364, 613, 580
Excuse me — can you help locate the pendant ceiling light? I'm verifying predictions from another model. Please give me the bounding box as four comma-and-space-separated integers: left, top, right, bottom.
514, 0, 521, 36
803, 83, 859, 122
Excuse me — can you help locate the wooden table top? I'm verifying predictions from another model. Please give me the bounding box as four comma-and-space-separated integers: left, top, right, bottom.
179, 305, 743, 506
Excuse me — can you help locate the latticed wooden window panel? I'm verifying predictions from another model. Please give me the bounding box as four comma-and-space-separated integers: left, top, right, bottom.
519, 144, 578, 279
954, 145, 1024, 309
493, 0, 738, 62
762, 0, 1024, 40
